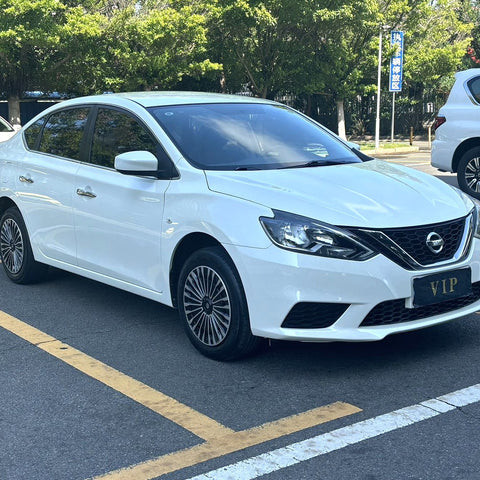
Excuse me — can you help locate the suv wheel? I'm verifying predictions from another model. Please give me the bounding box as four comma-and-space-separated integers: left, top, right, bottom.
458, 146, 480, 199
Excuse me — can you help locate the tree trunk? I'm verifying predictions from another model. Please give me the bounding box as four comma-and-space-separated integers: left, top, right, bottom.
7, 94, 22, 130
336, 98, 346, 140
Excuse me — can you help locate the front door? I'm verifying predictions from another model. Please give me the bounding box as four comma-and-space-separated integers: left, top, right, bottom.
73, 107, 168, 293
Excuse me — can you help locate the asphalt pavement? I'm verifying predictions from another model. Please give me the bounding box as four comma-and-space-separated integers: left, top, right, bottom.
1, 149, 480, 480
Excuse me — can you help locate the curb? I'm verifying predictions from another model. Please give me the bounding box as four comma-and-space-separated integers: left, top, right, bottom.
361, 146, 420, 156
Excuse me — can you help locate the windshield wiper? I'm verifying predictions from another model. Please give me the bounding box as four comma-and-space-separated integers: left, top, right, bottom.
278, 159, 345, 169
234, 166, 261, 171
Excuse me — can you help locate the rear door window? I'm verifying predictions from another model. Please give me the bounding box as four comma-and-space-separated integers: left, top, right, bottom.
38, 108, 90, 160
24, 118, 46, 150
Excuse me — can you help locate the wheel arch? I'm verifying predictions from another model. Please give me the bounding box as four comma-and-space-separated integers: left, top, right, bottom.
452, 138, 480, 172
169, 232, 229, 308
0, 197, 18, 218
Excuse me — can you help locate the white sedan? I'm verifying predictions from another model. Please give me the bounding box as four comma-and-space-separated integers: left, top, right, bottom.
1, 92, 480, 360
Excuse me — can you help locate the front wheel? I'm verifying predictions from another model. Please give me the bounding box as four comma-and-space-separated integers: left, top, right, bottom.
0, 207, 48, 284
457, 147, 480, 199
177, 247, 263, 361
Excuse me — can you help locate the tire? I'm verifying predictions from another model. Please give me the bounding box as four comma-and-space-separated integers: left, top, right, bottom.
0, 207, 48, 284
177, 246, 263, 361
457, 146, 480, 199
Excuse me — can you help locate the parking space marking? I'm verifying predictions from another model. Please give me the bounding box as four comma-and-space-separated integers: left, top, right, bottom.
0, 310, 233, 441
94, 402, 361, 480
184, 383, 480, 480
0, 310, 361, 479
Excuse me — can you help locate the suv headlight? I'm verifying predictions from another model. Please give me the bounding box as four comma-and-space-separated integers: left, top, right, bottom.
259, 210, 377, 260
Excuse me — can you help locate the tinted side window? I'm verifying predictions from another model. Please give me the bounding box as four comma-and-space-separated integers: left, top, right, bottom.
467, 76, 480, 104
0, 118, 13, 133
38, 108, 90, 160
90, 108, 158, 169
24, 118, 46, 150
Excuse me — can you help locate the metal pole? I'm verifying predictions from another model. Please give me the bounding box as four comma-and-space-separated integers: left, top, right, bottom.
375, 28, 383, 150
391, 92, 395, 143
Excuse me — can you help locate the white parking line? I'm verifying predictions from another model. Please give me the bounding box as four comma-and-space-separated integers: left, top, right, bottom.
186, 383, 480, 480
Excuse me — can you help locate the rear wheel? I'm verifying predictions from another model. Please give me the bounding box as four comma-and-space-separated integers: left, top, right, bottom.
457, 146, 480, 199
0, 207, 48, 284
177, 246, 263, 361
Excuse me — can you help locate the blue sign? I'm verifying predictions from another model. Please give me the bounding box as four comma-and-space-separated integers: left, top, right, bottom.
389, 31, 404, 92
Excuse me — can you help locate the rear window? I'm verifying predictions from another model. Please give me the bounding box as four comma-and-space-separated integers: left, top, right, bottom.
467, 76, 480, 104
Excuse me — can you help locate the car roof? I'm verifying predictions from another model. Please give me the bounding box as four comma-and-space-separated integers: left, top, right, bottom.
60, 91, 277, 109
116, 91, 276, 107
446, 69, 480, 106
453, 68, 480, 82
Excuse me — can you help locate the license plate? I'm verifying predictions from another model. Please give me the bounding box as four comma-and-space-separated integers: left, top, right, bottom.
413, 268, 472, 308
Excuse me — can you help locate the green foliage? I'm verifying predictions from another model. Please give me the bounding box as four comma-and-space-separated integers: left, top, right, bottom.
0, 0, 475, 131
402, 0, 472, 88
0, 0, 104, 96
0, 0, 221, 102
102, 3, 221, 91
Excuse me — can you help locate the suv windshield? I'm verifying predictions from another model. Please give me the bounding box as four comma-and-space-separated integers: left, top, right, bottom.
148, 103, 361, 171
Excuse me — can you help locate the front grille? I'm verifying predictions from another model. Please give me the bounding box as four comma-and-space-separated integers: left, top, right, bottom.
351, 215, 471, 270
361, 281, 480, 327
383, 218, 465, 264
282, 302, 350, 329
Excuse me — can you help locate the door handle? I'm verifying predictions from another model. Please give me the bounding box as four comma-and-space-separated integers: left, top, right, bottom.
76, 188, 97, 198
19, 175, 34, 184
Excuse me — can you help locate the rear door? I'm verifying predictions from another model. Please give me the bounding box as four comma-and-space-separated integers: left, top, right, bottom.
15, 107, 90, 264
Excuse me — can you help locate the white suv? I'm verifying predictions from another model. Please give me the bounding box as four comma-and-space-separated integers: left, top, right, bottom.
432, 69, 480, 198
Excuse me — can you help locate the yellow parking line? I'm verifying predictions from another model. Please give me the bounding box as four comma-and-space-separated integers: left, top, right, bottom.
0, 311, 233, 441
0, 310, 361, 479
94, 402, 361, 480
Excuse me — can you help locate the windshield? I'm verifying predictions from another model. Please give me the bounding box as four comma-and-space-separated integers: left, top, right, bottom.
148, 103, 362, 171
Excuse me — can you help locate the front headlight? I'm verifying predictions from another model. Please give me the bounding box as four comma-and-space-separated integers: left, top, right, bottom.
472, 200, 480, 238
259, 210, 377, 261
450, 186, 480, 239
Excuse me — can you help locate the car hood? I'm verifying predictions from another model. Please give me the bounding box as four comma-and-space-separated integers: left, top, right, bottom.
205, 160, 473, 228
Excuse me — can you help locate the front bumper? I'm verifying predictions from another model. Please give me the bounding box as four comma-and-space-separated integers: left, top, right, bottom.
224, 239, 480, 342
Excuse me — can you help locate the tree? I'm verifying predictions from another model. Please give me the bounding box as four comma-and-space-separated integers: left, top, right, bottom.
0, 0, 221, 126
100, 1, 221, 92
461, 0, 480, 69
402, 0, 472, 88
208, 0, 473, 138
0, 0, 102, 127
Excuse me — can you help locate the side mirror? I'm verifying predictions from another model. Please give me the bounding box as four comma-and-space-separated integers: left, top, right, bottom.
115, 151, 159, 177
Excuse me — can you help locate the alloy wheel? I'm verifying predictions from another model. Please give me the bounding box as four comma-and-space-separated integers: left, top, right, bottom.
464, 156, 480, 193
182, 265, 231, 346
0, 218, 24, 274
